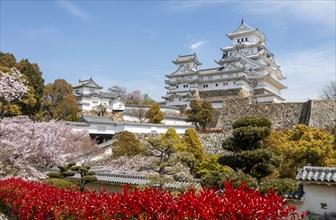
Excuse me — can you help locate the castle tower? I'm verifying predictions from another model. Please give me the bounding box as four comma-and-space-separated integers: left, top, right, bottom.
163, 21, 287, 107
217, 20, 287, 103
162, 54, 202, 106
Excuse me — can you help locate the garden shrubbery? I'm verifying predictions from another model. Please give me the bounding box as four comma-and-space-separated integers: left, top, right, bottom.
0, 178, 306, 219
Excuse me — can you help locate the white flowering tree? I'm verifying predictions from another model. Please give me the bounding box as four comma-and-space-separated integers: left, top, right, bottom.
0, 116, 96, 179
0, 68, 29, 118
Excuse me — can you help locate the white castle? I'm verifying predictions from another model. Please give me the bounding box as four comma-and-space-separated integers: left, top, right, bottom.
163, 21, 287, 107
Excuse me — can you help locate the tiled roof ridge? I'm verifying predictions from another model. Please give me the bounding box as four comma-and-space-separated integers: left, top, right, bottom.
296, 166, 336, 183
95, 171, 147, 179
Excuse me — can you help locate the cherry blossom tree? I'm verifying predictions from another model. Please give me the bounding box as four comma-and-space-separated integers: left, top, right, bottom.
0, 68, 29, 102
0, 68, 29, 117
0, 116, 96, 179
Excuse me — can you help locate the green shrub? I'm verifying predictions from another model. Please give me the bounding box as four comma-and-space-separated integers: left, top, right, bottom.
41, 178, 78, 190
260, 178, 298, 196
201, 170, 258, 190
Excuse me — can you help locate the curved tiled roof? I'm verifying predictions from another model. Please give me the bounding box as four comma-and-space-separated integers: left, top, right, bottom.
296, 166, 336, 183
69, 166, 200, 189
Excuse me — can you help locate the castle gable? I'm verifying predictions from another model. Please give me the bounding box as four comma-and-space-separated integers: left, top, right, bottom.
73, 78, 103, 89
169, 66, 197, 76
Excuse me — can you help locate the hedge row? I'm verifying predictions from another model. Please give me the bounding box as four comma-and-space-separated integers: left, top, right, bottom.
0, 178, 305, 219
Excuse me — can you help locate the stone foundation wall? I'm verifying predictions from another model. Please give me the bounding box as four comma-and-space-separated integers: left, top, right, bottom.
309, 100, 336, 130
216, 97, 336, 132
199, 88, 249, 99
80, 110, 124, 122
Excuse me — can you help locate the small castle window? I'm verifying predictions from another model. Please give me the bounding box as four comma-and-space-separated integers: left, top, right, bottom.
216, 83, 218, 87
321, 203, 328, 209
237, 39, 240, 43
245, 37, 248, 41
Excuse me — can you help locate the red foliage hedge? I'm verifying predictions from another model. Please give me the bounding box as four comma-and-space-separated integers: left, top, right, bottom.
0, 178, 305, 219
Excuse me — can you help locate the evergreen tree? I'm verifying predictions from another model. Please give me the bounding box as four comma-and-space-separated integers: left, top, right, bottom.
183, 128, 206, 175
198, 101, 215, 130
186, 100, 215, 130
42, 79, 79, 120
16, 59, 44, 117
48, 163, 97, 192
265, 124, 336, 178
218, 116, 280, 180
145, 103, 164, 124
143, 128, 190, 188
112, 131, 145, 157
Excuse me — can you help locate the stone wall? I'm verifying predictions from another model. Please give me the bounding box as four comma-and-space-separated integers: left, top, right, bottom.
132, 132, 227, 155
199, 88, 249, 99
216, 97, 336, 132
309, 100, 336, 130
198, 133, 228, 154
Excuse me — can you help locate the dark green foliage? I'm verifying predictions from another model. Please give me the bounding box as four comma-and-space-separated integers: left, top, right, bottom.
47, 163, 76, 178
16, 59, 44, 117
218, 149, 280, 180
47, 172, 61, 178
70, 165, 97, 192
219, 116, 280, 180
201, 170, 258, 190
112, 131, 145, 157
232, 116, 272, 129
260, 178, 298, 196
47, 163, 97, 192
186, 100, 215, 130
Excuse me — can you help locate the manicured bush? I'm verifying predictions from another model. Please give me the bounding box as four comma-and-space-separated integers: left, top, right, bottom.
40, 178, 79, 190
260, 178, 298, 196
0, 178, 306, 219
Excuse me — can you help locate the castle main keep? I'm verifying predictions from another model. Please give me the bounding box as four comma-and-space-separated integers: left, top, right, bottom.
163, 20, 286, 107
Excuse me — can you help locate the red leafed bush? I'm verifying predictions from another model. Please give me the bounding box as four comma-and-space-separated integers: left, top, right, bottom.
0, 178, 306, 219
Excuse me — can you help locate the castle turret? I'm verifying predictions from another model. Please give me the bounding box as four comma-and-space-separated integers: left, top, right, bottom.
172, 53, 201, 70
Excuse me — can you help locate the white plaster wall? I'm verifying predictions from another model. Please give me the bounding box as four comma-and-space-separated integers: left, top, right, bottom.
290, 184, 336, 215
71, 122, 194, 135
162, 118, 191, 126
111, 100, 125, 111
82, 87, 100, 94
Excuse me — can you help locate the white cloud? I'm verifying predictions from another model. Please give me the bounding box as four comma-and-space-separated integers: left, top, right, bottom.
58, 1, 90, 21
191, 40, 207, 50
278, 46, 335, 102
186, 36, 207, 51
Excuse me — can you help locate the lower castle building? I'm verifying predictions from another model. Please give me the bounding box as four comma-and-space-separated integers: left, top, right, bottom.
163, 21, 287, 107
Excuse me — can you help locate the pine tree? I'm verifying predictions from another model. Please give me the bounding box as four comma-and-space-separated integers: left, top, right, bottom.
218, 116, 280, 180
145, 103, 164, 124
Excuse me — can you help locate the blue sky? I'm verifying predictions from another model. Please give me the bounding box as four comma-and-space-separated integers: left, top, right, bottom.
1, 0, 335, 102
